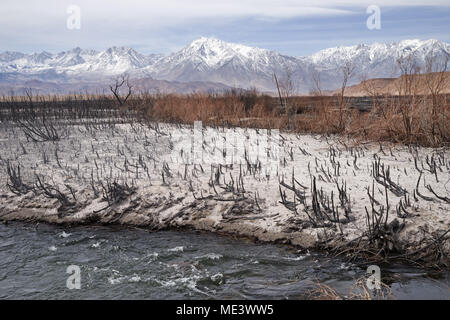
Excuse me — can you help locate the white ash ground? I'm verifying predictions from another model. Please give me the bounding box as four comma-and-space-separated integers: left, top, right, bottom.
0, 121, 449, 262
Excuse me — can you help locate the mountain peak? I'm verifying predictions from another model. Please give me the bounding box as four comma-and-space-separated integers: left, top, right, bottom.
105, 46, 135, 54
70, 47, 82, 53
180, 37, 271, 67
397, 39, 428, 46
190, 36, 221, 45
187, 37, 236, 51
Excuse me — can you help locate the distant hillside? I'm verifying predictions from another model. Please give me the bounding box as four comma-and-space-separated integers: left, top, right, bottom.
335, 71, 450, 96
0, 77, 233, 95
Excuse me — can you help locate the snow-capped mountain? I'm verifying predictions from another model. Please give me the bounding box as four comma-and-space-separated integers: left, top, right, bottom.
0, 37, 448, 93
303, 39, 450, 80
0, 46, 163, 77
145, 37, 305, 90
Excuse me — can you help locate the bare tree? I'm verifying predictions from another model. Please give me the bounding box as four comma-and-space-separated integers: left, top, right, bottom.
337, 60, 355, 131
424, 52, 449, 142
338, 60, 355, 105
273, 72, 284, 109
110, 74, 133, 106
274, 67, 298, 129
311, 69, 322, 96
395, 54, 421, 96
424, 52, 449, 103
279, 67, 296, 106
273, 67, 296, 107
394, 54, 421, 140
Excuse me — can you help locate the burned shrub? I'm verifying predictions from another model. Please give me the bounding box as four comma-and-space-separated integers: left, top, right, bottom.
34, 174, 76, 211
18, 116, 60, 142
100, 180, 136, 205
6, 161, 33, 195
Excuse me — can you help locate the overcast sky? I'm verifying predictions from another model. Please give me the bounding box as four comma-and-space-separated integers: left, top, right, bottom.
1, 0, 449, 56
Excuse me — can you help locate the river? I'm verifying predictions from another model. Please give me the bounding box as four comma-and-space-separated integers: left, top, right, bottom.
0, 222, 448, 299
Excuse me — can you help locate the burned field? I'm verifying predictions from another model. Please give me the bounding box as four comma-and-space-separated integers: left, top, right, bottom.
0, 96, 449, 268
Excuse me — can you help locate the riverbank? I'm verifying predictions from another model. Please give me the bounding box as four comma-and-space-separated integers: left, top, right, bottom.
1, 121, 449, 268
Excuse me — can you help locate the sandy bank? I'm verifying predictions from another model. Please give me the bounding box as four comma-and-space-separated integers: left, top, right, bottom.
1, 122, 449, 267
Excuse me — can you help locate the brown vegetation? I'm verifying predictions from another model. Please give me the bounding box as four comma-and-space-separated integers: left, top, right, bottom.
129, 87, 448, 147
2, 58, 449, 147
2, 86, 448, 147
306, 276, 394, 300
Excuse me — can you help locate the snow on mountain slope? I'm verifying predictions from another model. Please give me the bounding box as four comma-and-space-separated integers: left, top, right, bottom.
146, 37, 305, 91
0, 46, 163, 76
307, 39, 448, 66
0, 37, 448, 93
303, 39, 450, 78
0, 51, 26, 62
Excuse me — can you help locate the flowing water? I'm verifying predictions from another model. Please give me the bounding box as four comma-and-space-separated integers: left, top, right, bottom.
0, 221, 448, 299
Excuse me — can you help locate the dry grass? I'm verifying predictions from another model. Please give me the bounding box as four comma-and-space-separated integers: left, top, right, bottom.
350, 95, 450, 146
131, 90, 449, 147
2, 86, 448, 147
306, 281, 343, 300
306, 276, 394, 300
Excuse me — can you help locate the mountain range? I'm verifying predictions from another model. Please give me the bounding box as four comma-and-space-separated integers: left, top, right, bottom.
0, 37, 448, 95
